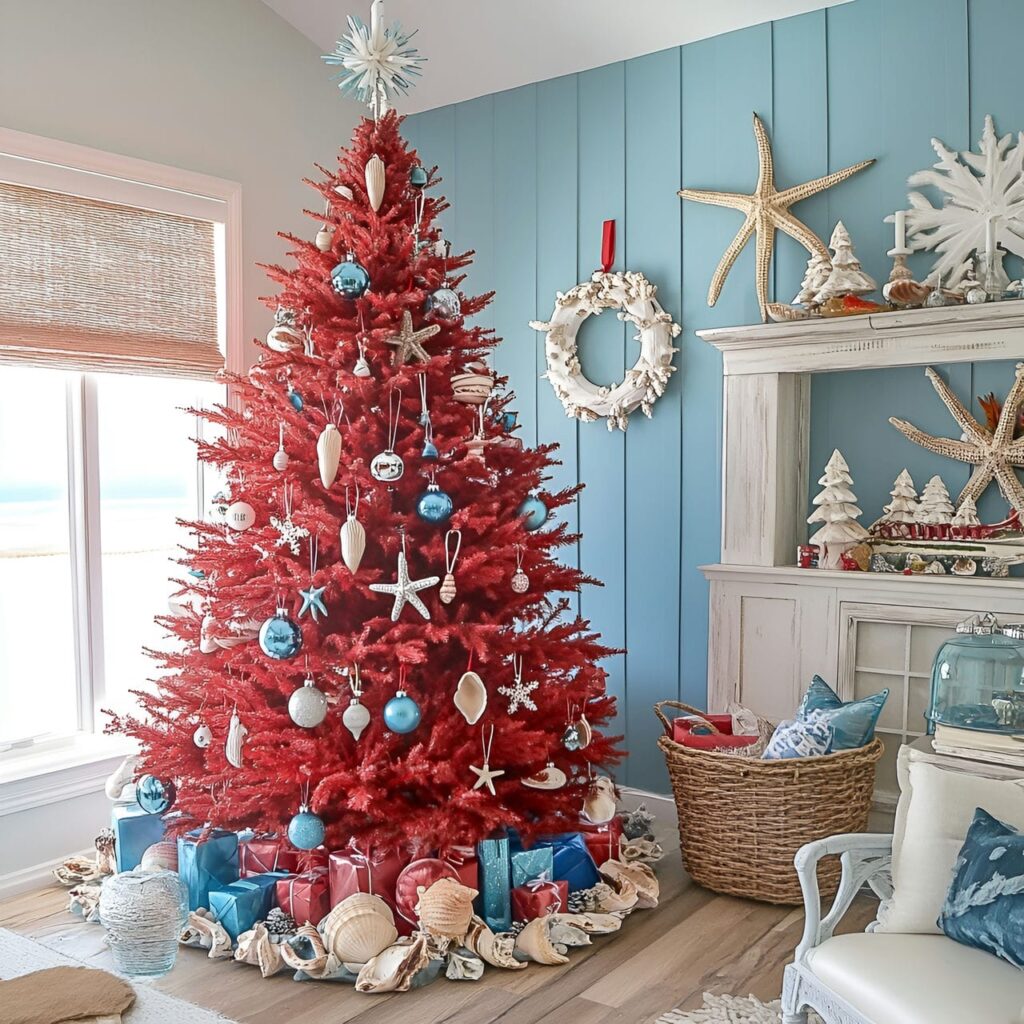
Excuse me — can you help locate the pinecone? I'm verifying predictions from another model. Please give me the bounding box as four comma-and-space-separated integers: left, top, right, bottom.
265, 907, 296, 936
507, 920, 526, 938
567, 888, 598, 914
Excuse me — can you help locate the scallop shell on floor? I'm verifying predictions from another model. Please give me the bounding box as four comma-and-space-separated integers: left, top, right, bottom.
464, 915, 527, 970
355, 934, 431, 993
514, 916, 568, 965
453, 670, 487, 726
415, 877, 478, 940
600, 859, 659, 909
321, 892, 398, 965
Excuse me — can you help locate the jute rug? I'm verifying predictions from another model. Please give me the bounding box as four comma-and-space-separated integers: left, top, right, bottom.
656, 992, 823, 1023
0, 929, 239, 1024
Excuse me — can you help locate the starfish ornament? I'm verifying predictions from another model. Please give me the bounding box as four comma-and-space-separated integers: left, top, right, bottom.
470, 761, 505, 796
298, 583, 328, 621
369, 548, 440, 621
678, 113, 875, 321
890, 364, 1024, 514
386, 310, 440, 367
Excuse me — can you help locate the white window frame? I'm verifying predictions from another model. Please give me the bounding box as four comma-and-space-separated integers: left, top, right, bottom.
0, 128, 243, 808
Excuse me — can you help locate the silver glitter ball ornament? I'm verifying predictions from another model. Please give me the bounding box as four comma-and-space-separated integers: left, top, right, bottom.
288, 678, 328, 728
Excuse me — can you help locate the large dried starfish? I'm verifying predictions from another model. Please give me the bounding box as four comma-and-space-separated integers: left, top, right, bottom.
890, 364, 1024, 513
678, 113, 874, 321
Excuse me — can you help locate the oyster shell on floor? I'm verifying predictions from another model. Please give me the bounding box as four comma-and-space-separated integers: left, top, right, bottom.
355, 934, 432, 993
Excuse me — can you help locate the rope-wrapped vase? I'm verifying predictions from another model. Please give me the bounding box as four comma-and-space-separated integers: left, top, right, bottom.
99, 869, 189, 977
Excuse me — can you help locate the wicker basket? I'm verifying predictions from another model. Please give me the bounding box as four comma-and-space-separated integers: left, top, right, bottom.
655, 700, 882, 905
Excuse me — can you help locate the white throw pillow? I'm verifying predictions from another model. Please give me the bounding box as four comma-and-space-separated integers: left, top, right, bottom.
875, 751, 1024, 934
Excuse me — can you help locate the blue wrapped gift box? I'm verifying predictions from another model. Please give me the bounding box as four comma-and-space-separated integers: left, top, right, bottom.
476, 833, 512, 932
178, 830, 240, 911
527, 833, 600, 892
510, 845, 553, 889
111, 803, 165, 872
208, 872, 288, 940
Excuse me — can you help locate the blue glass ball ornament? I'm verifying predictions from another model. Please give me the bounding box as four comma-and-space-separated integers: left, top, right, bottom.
416, 482, 454, 524
287, 806, 326, 850
424, 287, 462, 322
330, 254, 371, 299
258, 607, 303, 660
409, 164, 429, 189
517, 493, 548, 532
499, 411, 517, 433
288, 386, 304, 412
383, 691, 421, 734
136, 774, 176, 815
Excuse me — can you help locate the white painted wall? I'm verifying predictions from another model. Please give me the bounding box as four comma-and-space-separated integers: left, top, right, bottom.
0, 0, 359, 893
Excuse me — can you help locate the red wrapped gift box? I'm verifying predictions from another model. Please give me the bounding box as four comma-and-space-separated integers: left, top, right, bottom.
275, 869, 329, 928
329, 843, 406, 929
578, 816, 624, 866
440, 845, 479, 891
672, 713, 758, 751
239, 836, 303, 877
511, 876, 567, 921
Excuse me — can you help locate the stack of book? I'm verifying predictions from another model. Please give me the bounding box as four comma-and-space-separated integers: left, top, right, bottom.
933, 723, 1024, 769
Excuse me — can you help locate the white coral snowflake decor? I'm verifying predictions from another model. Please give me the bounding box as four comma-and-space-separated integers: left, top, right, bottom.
530, 270, 681, 432
902, 114, 1024, 285
322, 0, 425, 117
497, 677, 539, 714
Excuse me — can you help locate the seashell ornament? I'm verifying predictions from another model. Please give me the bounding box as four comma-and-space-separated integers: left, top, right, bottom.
355, 934, 431, 994
886, 278, 933, 308
315, 225, 334, 252
341, 485, 366, 573
266, 307, 304, 353
140, 841, 179, 873
225, 709, 247, 768
365, 154, 386, 212
104, 754, 141, 801
199, 613, 219, 654
316, 423, 342, 490
521, 762, 567, 790
273, 423, 288, 472
440, 573, 457, 603
415, 877, 478, 940
441, 528, 462, 604
453, 670, 487, 726
583, 775, 617, 825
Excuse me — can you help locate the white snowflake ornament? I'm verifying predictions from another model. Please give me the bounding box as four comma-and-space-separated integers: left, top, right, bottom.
898, 115, 1024, 286
271, 514, 309, 557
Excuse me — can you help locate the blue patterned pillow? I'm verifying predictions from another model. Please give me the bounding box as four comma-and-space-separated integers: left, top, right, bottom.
762, 709, 833, 760
798, 675, 888, 750
939, 808, 1024, 968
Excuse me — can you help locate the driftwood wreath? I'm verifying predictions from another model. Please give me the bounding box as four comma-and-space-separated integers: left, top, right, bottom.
530, 271, 681, 431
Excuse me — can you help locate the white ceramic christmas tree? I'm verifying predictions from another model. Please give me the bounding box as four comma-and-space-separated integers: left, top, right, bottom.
915, 475, 955, 533
814, 221, 878, 303
951, 495, 980, 530
876, 469, 919, 535
794, 252, 832, 307
807, 449, 870, 568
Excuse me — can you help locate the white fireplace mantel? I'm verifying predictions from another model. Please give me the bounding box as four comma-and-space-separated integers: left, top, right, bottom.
696, 303, 1024, 731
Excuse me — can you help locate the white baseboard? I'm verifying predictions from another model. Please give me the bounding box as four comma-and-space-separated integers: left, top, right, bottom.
620, 785, 674, 805
0, 848, 88, 901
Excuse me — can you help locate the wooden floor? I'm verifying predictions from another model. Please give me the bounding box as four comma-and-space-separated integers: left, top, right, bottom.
0, 795, 878, 1024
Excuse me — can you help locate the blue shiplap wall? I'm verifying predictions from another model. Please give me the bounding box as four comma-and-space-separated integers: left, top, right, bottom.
408, 0, 1024, 792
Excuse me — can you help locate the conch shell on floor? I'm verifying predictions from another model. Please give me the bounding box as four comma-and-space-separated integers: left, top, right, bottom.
464, 916, 527, 970
281, 923, 332, 978
514, 916, 569, 965
321, 892, 398, 965
600, 859, 659, 910
588, 879, 638, 915
179, 909, 234, 959
235, 923, 286, 978
416, 877, 478, 941
355, 934, 431, 993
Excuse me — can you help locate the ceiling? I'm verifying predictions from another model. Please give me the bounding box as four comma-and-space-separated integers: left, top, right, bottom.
262, 0, 851, 114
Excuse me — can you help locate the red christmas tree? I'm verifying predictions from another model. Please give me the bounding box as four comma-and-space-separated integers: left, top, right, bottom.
109, 109, 621, 856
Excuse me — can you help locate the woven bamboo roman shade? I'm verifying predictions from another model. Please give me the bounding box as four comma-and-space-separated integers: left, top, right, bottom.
0, 181, 223, 378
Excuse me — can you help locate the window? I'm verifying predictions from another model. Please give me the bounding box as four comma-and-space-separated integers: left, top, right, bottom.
0, 129, 241, 760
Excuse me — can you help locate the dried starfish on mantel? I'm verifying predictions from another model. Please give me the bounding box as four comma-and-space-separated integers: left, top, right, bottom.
890, 363, 1024, 513
678, 113, 874, 322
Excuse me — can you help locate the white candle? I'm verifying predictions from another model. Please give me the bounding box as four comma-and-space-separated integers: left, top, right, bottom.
894, 210, 906, 251
370, 0, 382, 38
986, 215, 996, 257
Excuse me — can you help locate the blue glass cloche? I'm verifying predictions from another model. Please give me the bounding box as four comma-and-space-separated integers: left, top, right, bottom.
928, 614, 1024, 734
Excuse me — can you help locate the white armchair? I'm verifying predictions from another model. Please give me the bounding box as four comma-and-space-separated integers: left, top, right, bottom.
782, 831, 1024, 1024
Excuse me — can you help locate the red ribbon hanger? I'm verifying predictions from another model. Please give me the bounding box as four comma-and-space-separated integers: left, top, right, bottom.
600, 219, 616, 274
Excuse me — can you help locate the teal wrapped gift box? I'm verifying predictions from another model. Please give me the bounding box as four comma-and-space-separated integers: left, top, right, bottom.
208, 873, 288, 940
111, 803, 165, 872
177, 830, 240, 911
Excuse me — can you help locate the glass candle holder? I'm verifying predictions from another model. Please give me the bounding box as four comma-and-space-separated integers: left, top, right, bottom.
99, 869, 188, 977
